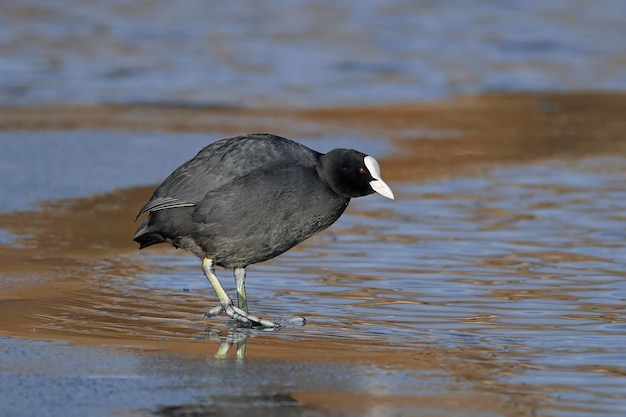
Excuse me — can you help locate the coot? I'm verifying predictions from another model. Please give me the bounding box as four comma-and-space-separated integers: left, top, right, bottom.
134, 133, 394, 327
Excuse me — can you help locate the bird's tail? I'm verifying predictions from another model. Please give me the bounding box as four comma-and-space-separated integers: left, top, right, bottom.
133, 220, 164, 249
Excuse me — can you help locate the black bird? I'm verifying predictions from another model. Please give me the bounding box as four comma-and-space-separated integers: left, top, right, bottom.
134, 134, 394, 327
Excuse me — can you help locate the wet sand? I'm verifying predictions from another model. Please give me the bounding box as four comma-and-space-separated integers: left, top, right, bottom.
1, 92, 626, 416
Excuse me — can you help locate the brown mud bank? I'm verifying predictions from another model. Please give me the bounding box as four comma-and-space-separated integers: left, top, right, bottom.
1, 91, 626, 356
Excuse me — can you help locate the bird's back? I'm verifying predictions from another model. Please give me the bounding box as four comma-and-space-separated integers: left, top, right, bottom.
154, 134, 317, 202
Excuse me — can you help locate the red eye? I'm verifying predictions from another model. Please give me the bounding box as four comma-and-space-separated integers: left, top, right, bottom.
358, 167, 365, 174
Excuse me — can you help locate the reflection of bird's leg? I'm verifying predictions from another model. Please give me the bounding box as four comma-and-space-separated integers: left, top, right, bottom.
212, 329, 249, 359
214, 339, 246, 359
202, 258, 279, 328
214, 340, 232, 358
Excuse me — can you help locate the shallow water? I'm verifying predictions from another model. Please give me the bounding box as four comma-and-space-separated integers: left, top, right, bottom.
111, 157, 626, 352
3, 2, 626, 414
1, 96, 626, 416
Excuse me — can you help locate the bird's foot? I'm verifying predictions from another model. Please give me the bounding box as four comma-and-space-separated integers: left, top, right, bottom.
205, 303, 280, 328
205, 305, 225, 317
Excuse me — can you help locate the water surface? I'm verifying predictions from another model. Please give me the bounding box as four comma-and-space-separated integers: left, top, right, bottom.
1, 95, 626, 416
1, 0, 625, 106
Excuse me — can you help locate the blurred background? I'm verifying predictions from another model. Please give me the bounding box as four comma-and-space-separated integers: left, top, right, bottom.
2, 2, 626, 417
1, 0, 625, 107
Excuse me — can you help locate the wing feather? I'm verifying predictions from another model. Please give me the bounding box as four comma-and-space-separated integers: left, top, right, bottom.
136, 196, 196, 219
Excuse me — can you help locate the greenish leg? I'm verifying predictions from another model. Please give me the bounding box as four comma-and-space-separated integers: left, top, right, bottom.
202, 258, 278, 328
234, 267, 248, 313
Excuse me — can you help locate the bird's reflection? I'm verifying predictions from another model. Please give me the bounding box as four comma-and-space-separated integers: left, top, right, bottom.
204, 315, 305, 359
214, 328, 250, 359
204, 325, 273, 359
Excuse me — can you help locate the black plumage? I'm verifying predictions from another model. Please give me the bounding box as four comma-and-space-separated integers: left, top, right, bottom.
134, 133, 394, 327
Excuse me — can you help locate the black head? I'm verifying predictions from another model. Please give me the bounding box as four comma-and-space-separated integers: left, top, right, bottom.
317, 149, 394, 199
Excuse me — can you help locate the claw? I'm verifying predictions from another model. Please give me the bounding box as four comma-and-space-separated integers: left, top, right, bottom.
205, 305, 225, 317
206, 302, 279, 328
223, 303, 280, 328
